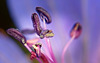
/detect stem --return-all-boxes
[61,35,75,63]
[43,19,57,63]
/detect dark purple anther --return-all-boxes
[31,13,42,36]
[36,7,52,24]
[70,22,82,39]
[31,13,54,39]
[7,28,26,44]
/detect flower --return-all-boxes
[6,0,100,63]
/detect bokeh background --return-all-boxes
[0,0,100,63]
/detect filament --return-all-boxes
[24,43,43,63]
[61,35,75,63]
[24,43,32,52]
[36,58,43,63]
[43,19,47,29]
[31,33,52,62]
[42,52,54,63]
[43,19,57,63]
[44,38,57,63]
[42,43,51,59]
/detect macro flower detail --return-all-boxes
[31,13,54,39]
[6,7,82,63]
[6,28,49,63]
[62,22,82,63]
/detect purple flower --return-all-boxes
[6,0,100,63]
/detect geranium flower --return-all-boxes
[6,0,100,63]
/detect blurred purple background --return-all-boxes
[0,0,100,63]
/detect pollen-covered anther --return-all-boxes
[45,30,54,38]
[32,43,42,58]
[39,29,54,39]
[70,22,82,39]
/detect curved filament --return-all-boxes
[61,35,75,63]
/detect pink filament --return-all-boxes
[25,43,43,63]
[44,38,57,63]
[43,19,57,63]
[36,58,43,63]
[24,44,32,52]
[42,52,54,63]
[42,43,51,58]
[61,35,75,63]
[43,19,46,29]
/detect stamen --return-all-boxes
[31,13,43,36]
[30,51,36,60]
[36,58,43,63]
[30,43,51,63]
[7,17,52,63]
[42,18,57,63]
[40,29,54,39]
[31,13,54,39]
[43,19,46,29]
[24,43,32,52]
[41,52,54,63]
[41,42,52,61]
[29,43,42,58]
[6,28,32,52]
[40,53,50,63]
[70,22,82,39]
[44,38,56,63]
[61,22,82,63]
[61,35,75,63]
[30,51,43,63]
